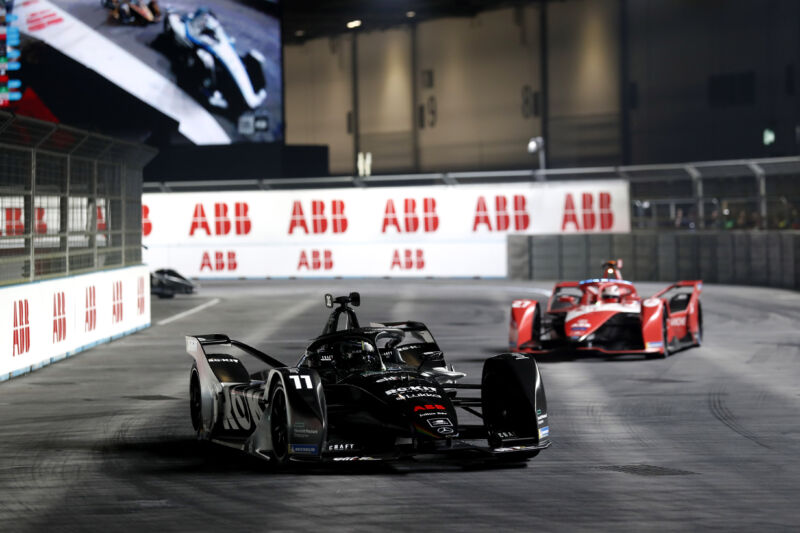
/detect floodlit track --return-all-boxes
[1,280,799,531]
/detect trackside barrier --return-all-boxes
[0,265,150,382]
[142,181,631,278]
[144,155,800,232]
[508,231,800,290]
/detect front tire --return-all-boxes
[269,383,290,464]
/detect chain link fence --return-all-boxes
[0,112,156,287]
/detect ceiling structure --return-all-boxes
[281,0,551,44]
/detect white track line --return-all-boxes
[157,298,220,326]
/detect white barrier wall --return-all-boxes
[0,266,151,381]
[142,181,630,278]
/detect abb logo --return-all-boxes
[26,9,64,32]
[298,250,333,271]
[561,193,614,231]
[391,249,425,270]
[142,205,152,237]
[472,196,530,232]
[2,208,47,236]
[381,198,439,233]
[2,207,104,235]
[112,281,123,324]
[85,286,97,332]
[190,203,251,236]
[669,316,687,328]
[288,200,347,234]
[137,276,146,315]
[4,208,23,235]
[12,299,31,356]
[52,291,66,343]
[413,404,446,412]
[200,251,238,271]
[97,206,107,231]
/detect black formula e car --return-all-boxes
[151,268,196,298]
[186,292,550,465]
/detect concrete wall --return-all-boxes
[508,231,800,290]
[284,36,355,175]
[285,4,550,174]
[284,0,800,172]
[358,28,415,173]
[416,7,542,171]
[547,0,621,166]
[0,266,151,381]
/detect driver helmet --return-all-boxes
[338,339,378,372]
[601,284,621,302]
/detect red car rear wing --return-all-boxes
[553,281,580,288]
[652,280,703,298]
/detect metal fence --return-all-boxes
[0,113,157,286]
[144,155,800,231]
[508,231,800,291]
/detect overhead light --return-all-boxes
[527,136,544,154]
[294,30,305,37]
[346,19,362,29]
[763,128,776,146]
[406,11,416,18]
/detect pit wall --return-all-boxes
[508,232,800,290]
[0,265,151,382]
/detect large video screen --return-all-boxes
[11,0,283,144]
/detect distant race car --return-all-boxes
[151,268,196,298]
[162,8,267,112]
[186,292,550,465]
[509,261,703,358]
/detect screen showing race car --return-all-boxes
[11,0,283,144]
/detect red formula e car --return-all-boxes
[510,261,702,358]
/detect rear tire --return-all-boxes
[189,369,202,433]
[269,383,290,464]
[532,307,542,345]
[661,311,671,358]
[693,303,703,346]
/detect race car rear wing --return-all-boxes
[652,280,703,299]
[552,281,580,288]
[189,334,286,368]
[186,334,287,386]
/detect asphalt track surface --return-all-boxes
[1,279,800,531]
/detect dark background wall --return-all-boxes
[144,144,329,181]
[628,0,800,164]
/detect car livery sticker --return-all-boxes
[290,444,318,455]
[427,418,452,428]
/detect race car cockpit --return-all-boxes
[301,335,385,383]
